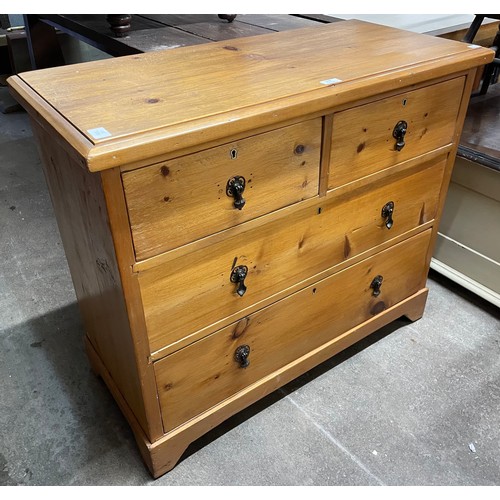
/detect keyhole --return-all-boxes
[230,149,238,160]
[402,98,407,106]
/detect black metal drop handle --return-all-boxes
[370,275,384,297]
[235,345,250,368]
[230,265,248,297]
[393,120,408,151]
[226,176,246,210]
[381,201,395,229]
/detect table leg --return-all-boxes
[218,15,237,23]
[106,15,132,37]
[24,14,65,70]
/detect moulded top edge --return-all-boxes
[11,20,494,171]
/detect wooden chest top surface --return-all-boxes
[8,20,493,171]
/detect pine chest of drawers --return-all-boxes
[8,20,493,477]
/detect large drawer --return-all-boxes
[122,119,321,260]
[154,229,432,432]
[140,156,446,354]
[328,77,464,188]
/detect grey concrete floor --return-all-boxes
[1,86,500,486]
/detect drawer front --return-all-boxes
[154,229,432,432]
[122,119,321,260]
[140,157,446,353]
[328,77,464,188]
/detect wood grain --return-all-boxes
[114,73,461,176]
[132,146,451,274]
[140,157,446,354]
[84,335,156,474]
[122,119,321,259]
[30,121,151,436]
[329,77,464,188]
[7,76,93,168]
[100,168,164,440]
[174,20,272,41]
[123,27,209,52]
[147,287,429,477]
[319,114,333,196]
[11,21,494,478]
[237,14,324,31]
[8,20,494,171]
[154,229,432,431]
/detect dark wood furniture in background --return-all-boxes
[9,20,493,476]
[22,14,339,69]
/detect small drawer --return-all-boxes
[154,229,432,432]
[328,77,464,188]
[139,156,446,354]
[122,119,321,260]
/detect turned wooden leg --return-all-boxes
[218,15,237,23]
[106,15,132,37]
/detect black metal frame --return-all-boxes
[463,14,500,95]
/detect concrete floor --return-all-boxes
[1,85,500,486]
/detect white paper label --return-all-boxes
[87,127,112,139]
[320,78,343,85]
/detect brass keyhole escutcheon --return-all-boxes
[226,175,246,210]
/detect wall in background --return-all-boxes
[329,14,475,33]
